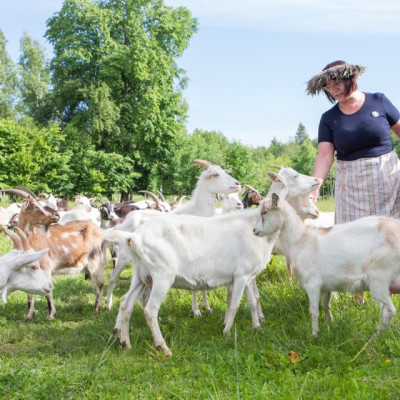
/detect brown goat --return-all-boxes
[26,220,107,320]
[0,189,60,233]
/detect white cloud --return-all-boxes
[165,0,400,34]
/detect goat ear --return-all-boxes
[13,248,49,271]
[271,193,280,207]
[267,172,280,183]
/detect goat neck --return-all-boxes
[173,181,217,217]
[265,199,307,264]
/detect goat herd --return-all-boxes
[1,159,400,356]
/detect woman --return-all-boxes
[308,60,400,224]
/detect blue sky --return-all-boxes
[1,0,400,148]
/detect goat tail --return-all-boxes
[102,229,135,246]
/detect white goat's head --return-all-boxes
[38,192,58,210]
[253,194,283,237]
[0,226,52,303]
[220,193,244,213]
[267,166,320,199]
[74,194,92,208]
[193,159,241,195]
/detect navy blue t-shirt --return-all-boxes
[318,93,400,161]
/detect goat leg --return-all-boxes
[45,292,56,321]
[25,294,35,321]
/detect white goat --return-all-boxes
[104,208,278,356]
[253,193,400,337]
[216,192,244,214]
[105,159,241,311]
[265,166,320,283]
[0,207,13,226]
[305,212,335,228]
[59,196,101,226]
[0,226,51,303]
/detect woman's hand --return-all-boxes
[309,189,319,204]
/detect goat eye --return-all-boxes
[212,173,220,178]
[31,266,39,271]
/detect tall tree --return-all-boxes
[0,30,18,119]
[18,32,51,122]
[291,139,317,176]
[295,122,309,145]
[45,0,198,190]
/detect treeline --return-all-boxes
[0,114,336,198]
[2,0,397,199]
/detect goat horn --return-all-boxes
[15,186,38,199]
[157,191,167,203]
[177,195,186,204]
[138,190,161,205]
[0,189,31,199]
[2,226,23,250]
[193,159,213,169]
[269,165,284,170]
[243,184,258,192]
[15,227,30,251]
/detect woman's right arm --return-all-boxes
[309,141,335,203]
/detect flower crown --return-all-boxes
[306,63,366,95]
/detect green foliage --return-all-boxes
[59,125,140,197]
[295,122,309,145]
[45,0,198,190]
[291,139,317,176]
[17,32,51,122]
[0,118,72,194]
[391,131,400,156]
[0,30,19,119]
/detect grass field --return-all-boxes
[1,198,400,399]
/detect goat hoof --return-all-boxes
[112,327,120,335]
[120,340,131,349]
[193,311,202,317]
[93,303,102,312]
[157,344,172,357]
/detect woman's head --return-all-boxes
[322,61,358,103]
[306,62,366,102]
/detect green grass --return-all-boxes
[1,253,400,399]
[1,198,400,399]
[314,196,335,213]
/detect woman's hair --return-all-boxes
[323,60,358,103]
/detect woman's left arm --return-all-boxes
[392,120,400,138]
